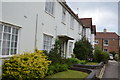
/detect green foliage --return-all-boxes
[94,46,109,63]
[47,63,68,76]
[94,46,103,62]
[2,50,51,80]
[47,39,63,65]
[73,37,93,60]
[102,52,109,63]
[114,54,119,61]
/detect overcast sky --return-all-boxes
[66,2,118,34]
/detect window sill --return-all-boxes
[0,55,13,59]
[45,11,55,18]
[103,44,109,46]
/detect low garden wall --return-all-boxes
[70,62,105,80]
[73,62,104,69]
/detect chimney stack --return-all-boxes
[104,28,107,32]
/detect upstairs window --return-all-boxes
[0,23,20,56]
[62,7,66,23]
[45,0,55,15]
[70,15,74,29]
[103,40,109,46]
[78,24,82,34]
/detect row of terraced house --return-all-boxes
[0,1,96,59]
[0,1,97,76]
[0,0,119,77]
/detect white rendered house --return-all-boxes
[0,1,84,59]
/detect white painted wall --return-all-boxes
[2,2,83,58]
[91,34,95,48]
[85,28,91,42]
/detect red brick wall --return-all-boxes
[95,38,119,53]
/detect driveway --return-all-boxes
[102,60,119,80]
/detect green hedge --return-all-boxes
[47,63,68,76]
[2,50,51,80]
[94,46,109,63]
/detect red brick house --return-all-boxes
[95,29,119,53]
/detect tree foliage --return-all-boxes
[73,37,93,60]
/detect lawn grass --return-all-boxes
[85,62,98,65]
[46,70,88,78]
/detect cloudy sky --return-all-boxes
[66,1,118,34]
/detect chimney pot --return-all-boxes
[104,28,107,32]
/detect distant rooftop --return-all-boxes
[80,18,92,28]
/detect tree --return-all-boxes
[73,37,93,60]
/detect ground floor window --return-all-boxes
[104,49,108,52]
[69,42,73,56]
[0,23,19,56]
[43,34,53,52]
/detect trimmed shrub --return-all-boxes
[102,52,109,63]
[94,46,109,63]
[2,50,51,80]
[73,37,93,60]
[94,46,103,62]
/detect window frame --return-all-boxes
[103,40,109,46]
[43,34,53,52]
[61,7,66,24]
[0,23,20,57]
[104,49,108,52]
[70,15,74,30]
[45,0,55,16]
[69,42,73,57]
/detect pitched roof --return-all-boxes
[80,18,92,28]
[96,32,119,39]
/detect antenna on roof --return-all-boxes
[76,8,79,17]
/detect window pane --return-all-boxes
[12,28,18,34]
[11,49,16,55]
[15,36,18,41]
[2,41,10,48]
[15,42,17,47]
[4,26,11,33]
[12,35,15,41]
[2,48,9,55]
[0,33,2,39]
[0,24,3,32]
[11,42,15,47]
[3,33,11,40]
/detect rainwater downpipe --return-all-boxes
[34,14,38,51]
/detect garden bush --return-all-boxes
[102,52,109,63]
[46,39,63,65]
[94,46,109,63]
[47,63,68,76]
[73,37,93,60]
[2,50,51,80]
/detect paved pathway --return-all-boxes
[102,60,119,80]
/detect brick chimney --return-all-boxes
[104,28,107,32]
